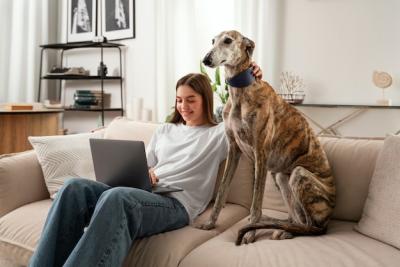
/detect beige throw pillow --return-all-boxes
[29,132,103,198]
[355,135,400,249]
[104,116,158,146]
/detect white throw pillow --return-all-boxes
[29,132,103,198]
[355,135,400,249]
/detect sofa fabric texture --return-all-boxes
[1,118,399,267]
[355,135,400,249]
[0,200,50,266]
[0,151,49,217]
[180,210,400,267]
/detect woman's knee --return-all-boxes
[61,178,91,192]
[98,187,142,209]
[58,178,102,198]
[63,177,92,187]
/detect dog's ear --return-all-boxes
[243,37,255,57]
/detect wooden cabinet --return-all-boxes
[0,109,63,155]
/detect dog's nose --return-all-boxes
[203,52,213,66]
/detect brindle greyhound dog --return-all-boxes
[196,30,336,245]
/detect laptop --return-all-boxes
[89,138,183,194]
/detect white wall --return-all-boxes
[273,0,400,137]
[276,0,400,105]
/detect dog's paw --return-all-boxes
[271,230,293,240]
[242,230,256,244]
[236,229,256,245]
[194,220,216,231]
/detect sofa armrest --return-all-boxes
[0,150,49,217]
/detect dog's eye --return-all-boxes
[212,39,215,45]
[224,38,232,44]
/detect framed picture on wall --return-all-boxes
[101,0,135,41]
[67,0,97,43]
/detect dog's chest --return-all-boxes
[225,101,256,160]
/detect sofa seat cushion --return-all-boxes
[180,209,400,267]
[0,199,51,266]
[123,203,248,267]
[0,199,247,267]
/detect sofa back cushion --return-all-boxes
[104,117,157,146]
[262,136,383,222]
[322,137,383,221]
[213,155,253,209]
[104,117,254,209]
[355,135,400,249]
[0,151,49,217]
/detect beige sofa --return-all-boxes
[1,119,400,267]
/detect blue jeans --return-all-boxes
[28,178,189,267]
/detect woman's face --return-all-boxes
[176,85,206,126]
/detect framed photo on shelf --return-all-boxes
[101,0,135,41]
[67,0,97,43]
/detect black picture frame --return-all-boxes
[67,0,97,43]
[101,0,135,41]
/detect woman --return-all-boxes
[29,64,262,267]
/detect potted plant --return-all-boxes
[200,61,228,122]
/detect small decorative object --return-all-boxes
[373,71,393,106]
[200,62,228,122]
[92,36,107,43]
[67,0,97,43]
[97,61,108,77]
[278,71,306,104]
[101,0,135,40]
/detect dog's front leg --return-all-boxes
[238,152,267,244]
[196,140,242,230]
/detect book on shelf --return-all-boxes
[0,103,34,111]
[70,104,104,110]
[73,90,111,108]
[46,67,90,76]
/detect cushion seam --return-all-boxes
[0,237,35,252]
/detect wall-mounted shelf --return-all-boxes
[37,41,125,126]
[293,103,400,136]
[294,103,400,109]
[42,75,122,80]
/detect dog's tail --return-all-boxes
[236,221,326,245]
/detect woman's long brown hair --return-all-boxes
[169,73,217,126]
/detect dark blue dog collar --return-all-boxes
[226,68,255,88]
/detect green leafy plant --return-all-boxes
[165,106,175,122]
[200,61,229,104]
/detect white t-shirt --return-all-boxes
[146,122,228,222]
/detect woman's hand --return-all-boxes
[251,62,263,80]
[148,168,159,186]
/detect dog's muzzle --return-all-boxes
[202,52,213,67]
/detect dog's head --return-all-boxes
[203,30,255,68]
